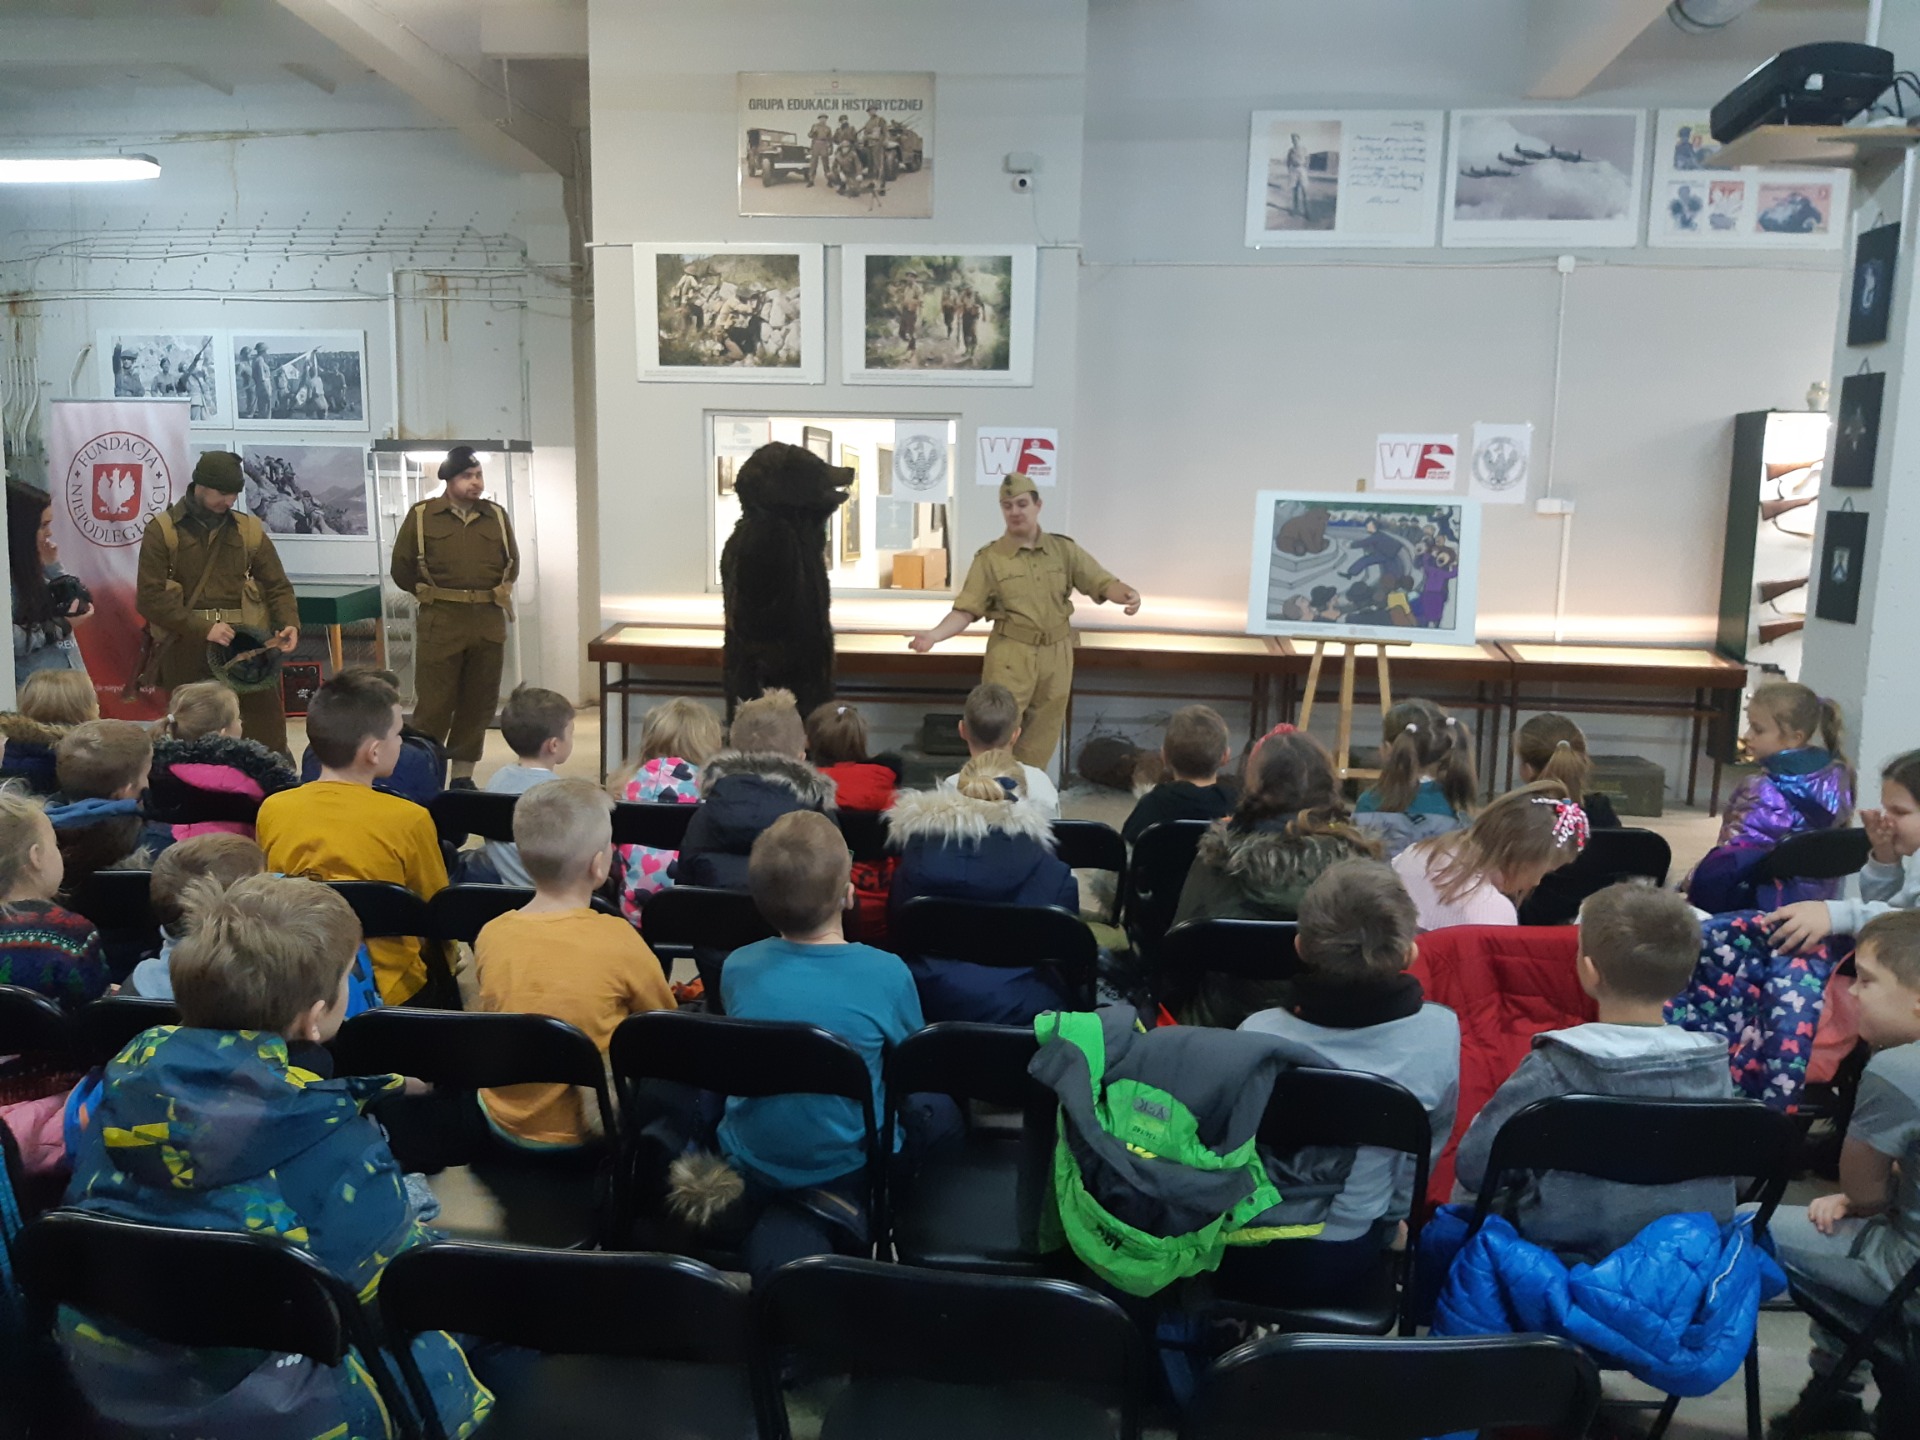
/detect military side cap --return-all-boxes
[206,628,282,694]
[1000,471,1041,500]
[192,451,244,494]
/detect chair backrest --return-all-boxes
[327,879,434,939]
[640,884,777,957]
[1124,819,1212,951]
[892,897,1099,1008]
[0,983,71,1058]
[1052,819,1126,876]
[1184,1332,1600,1440]
[1553,826,1673,891]
[610,1009,870,1107]
[380,1239,752,1365]
[760,1254,1142,1432]
[428,788,518,846]
[63,868,157,942]
[885,1022,1041,1110]
[611,800,699,851]
[424,883,622,944]
[1466,1095,1799,1237]
[838,807,891,863]
[72,996,181,1069]
[1159,918,1300,981]
[1754,827,1873,883]
[143,767,265,828]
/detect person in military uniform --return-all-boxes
[832,113,857,156]
[891,273,923,360]
[807,113,833,186]
[827,139,867,196]
[859,107,890,196]
[390,446,519,785]
[909,472,1141,771]
[136,451,300,755]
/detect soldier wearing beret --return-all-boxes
[910,472,1141,770]
[135,450,300,754]
[390,446,519,785]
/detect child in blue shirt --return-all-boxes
[1352,698,1477,860]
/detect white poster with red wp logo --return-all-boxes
[47,399,190,719]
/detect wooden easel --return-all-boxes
[1297,640,1410,782]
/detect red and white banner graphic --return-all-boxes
[975,426,1059,486]
[47,399,190,719]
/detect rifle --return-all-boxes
[1757,575,1809,605]
[1758,619,1805,646]
[1761,494,1817,523]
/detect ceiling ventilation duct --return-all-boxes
[1669,0,1763,34]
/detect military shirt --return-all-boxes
[390,496,520,597]
[135,499,298,639]
[953,530,1119,647]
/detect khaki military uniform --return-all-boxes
[391,496,519,764]
[136,498,300,755]
[952,529,1118,770]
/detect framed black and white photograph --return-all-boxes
[230,331,367,430]
[1443,109,1646,248]
[841,245,1036,386]
[636,244,825,383]
[1848,223,1900,346]
[1831,371,1885,490]
[737,72,933,219]
[101,333,224,425]
[1243,110,1443,248]
[1815,507,1868,624]
[238,444,370,537]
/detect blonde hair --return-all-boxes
[514,778,613,887]
[55,719,153,799]
[1515,713,1592,801]
[1419,781,1584,907]
[1751,681,1851,769]
[955,749,1026,803]
[1374,697,1477,816]
[0,786,52,899]
[170,873,361,1032]
[806,701,871,767]
[18,670,98,726]
[728,688,806,759]
[163,680,241,742]
[748,810,851,935]
[613,698,724,792]
[149,833,266,930]
[962,683,1020,750]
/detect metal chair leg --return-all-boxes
[1744,1339,1763,1440]
[1645,1392,1682,1440]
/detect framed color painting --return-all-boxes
[841,246,1036,386]
[638,244,825,382]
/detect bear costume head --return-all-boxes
[734,441,851,520]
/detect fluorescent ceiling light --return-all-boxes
[0,155,161,184]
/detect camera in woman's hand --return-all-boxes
[47,571,92,618]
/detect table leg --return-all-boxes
[1711,756,1723,817]
[1686,689,1704,809]
[620,664,632,778]
[1505,680,1520,791]
[599,660,611,782]
[326,624,345,676]
[1299,642,1327,732]
[373,613,389,670]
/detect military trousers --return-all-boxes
[412,603,506,764]
[981,635,1073,773]
[158,634,288,758]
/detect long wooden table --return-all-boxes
[588,623,1750,807]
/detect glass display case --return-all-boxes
[708,414,956,593]
[370,439,540,706]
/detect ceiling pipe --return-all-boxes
[1668,0,1763,34]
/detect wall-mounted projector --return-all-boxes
[1711,42,1894,144]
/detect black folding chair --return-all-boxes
[0,983,71,1057]
[641,885,777,1012]
[1464,1095,1798,1440]
[1205,1068,1430,1339]
[72,996,181,1068]
[611,801,700,852]
[1184,1332,1601,1440]
[327,880,460,1009]
[1518,827,1674,926]
[143,766,266,829]
[426,883,621,946]
[1752,828,1873,885]
[428,788,518,847]
[1153,918,1299,1015]
[883,1023,1053,1274]
[1787,1253,1920,1429]
[62,869,159,983]
[893,897,1099,1012]
[331,1008,617,1248]
[607,1010,880,1259]
[759,1254,1146,1440]
[380,1240,763,1440]
[16,1210,416,1439]
[1052,819,1126,877]
[1123,819,1211,957]
[838,808,891,864]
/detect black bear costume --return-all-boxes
[720,441,851,719]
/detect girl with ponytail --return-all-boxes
[1353,697,1477,859]
[1513,713,1620,830]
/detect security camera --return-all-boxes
[1012,174,1034,194]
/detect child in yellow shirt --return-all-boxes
[256,670,448,1004]
[475,778,675,1147]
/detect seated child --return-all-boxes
[946,682,1059,822]
[1688,681,1854,913]
[887,749,1080,1026]
[59,873,491,1438]
[299,667,447,806]
[806,700,901,813]
[475,779,675,1148]
[48,719,156,896]
[1353,698,1476,860]
[257,670,449,1005]
[1392,782,1587,932]
[1766,909,1920,1440]
[1512,712,1620,829]
[615,696,723,920]
[1122,704,1236,846]
[468,683,573,887]
[1768,747,1920,953]
[149,680,296,840]
[1453,882,1733,1261]
[0,669,97,793]
[669,811,924,1283]
[125,833,265,1000]
[0,786,107,1010]
[1236,858,1460,1300]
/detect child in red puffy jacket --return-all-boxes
[806,701,900,942]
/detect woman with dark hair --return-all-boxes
[9,483,91,691]
[1170,726,1379,1027]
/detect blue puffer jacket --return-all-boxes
[1428,1205,1785,1397]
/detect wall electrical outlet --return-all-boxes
[1535,497,1575,515]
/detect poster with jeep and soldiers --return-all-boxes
[737,72,934,218]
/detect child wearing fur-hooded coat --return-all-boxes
[150,681,297,841]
